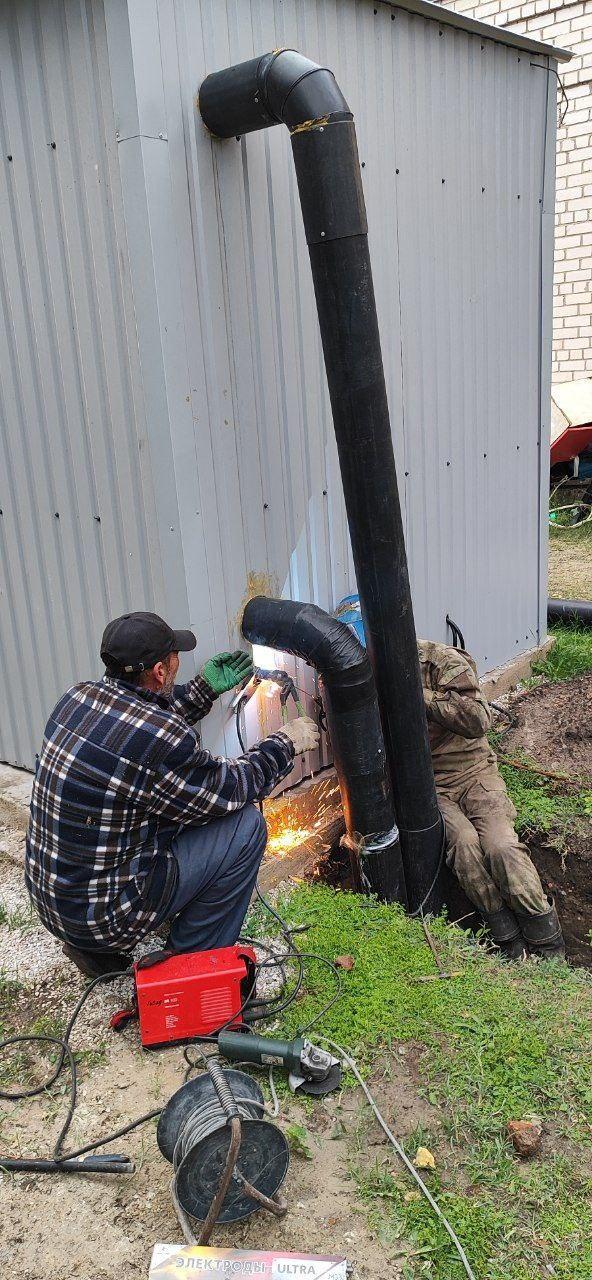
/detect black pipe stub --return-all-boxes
[157,1070,264,1163]
[176,1116,289,1222]
[548,597,592,626]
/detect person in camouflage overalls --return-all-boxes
[419,640,565,960]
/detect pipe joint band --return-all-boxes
[342,825,400,857]
[291,118,367,245]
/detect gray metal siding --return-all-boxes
[0,0,180,766]
[0,0,555,769]
[151,1,552,665]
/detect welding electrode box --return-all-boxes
[134,945,257,1048]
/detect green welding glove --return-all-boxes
[202,650,254,696]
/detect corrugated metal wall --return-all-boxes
[0,0,555,769]
[0,0,182,766]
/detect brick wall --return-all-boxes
[437,0,592,383]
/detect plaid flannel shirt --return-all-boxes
[25,674,294,950]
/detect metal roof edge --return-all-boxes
[381,0,572,61]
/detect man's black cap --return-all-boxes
[100,612,196,675]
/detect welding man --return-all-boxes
[25,612,319,977]
[420,639,565,960]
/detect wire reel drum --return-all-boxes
[157,1068,289,1223]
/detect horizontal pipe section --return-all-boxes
[548,597,592,625]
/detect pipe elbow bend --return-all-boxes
[199,49,350,139]
[241,595,369,681]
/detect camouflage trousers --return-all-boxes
[437,765,548,917]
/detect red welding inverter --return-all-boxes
[134,944,257,1048]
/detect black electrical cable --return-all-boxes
[446,615,465,651]
[0,968,162,1168]
[408,817,447,921]
[236,700,248,754]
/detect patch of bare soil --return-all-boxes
[503,673,592,783]
[526,820,592,967]
[499,676,592,964]
[548,533,592,600]
[0,1035,416,1279]
[0,847,421,1280]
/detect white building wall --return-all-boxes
[0,0,558,768]
[438,0,589,383]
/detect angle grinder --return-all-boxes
[218,1030,342,1096]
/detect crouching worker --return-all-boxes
[25,612,319,977]
[419,640,564,961]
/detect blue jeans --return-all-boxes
[164,804,267,951]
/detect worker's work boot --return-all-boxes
[483,905,527,961]
[62,942,131,979]
[515,898,566,961]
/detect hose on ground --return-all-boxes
[321,1037,477,1280]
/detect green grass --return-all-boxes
[497,756,591,834]
[271,884,592,1279]
[0,903,36,932]
[0,971,24,1018]
[534,621,592,683]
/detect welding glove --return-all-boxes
[202,650,254,696]
[281,716,320,754]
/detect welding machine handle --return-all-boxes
[134,948,175,970]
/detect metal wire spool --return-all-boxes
[157,1064,289,1223]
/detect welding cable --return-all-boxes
[445,616,465,651]
[490,701,514,722]
[0,874,341,1168]
[408,817,447,920]
[321,1037,477,1280]
[239,934,289,993]
[182,1047,281,1119]
[236,700,248,754]
[243,884,343,1032]
[0,967,163,1169]
[247,885,343,1025]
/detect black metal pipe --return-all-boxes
[242,597,407,905]
[548,597,592,625]
[200,51,444,911]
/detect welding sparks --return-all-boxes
[266,825,312,858]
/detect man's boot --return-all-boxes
[62,942,131,979]
[484,905,527,960]
[515,898,566,961]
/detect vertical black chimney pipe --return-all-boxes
[199,51,444,911]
